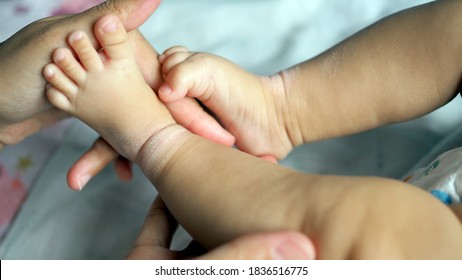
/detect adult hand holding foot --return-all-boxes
[0,0,236,189]
[0,0,234,190]
[0,0,163,183]
[0,0,165,189]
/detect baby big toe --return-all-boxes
[95,15,132,61]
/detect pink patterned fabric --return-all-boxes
[0,165,26,235]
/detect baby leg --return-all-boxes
[43,15,174,161]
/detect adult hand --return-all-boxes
[0,109,67,150]
[126,196,316,260]
[66,138,132,190]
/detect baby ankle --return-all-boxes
[135,124,192,182]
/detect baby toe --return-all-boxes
[43,64,79,96]
[68,31,103,71]
[45,85,74,113]
[53,48,86,84]
[43,63,78,109]
[94,15,132,61]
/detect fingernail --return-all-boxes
[78,174,91,191]
[159,84,173,96]
[54,49,65,62]
[273,239,314,260]
[101,20,118,33]
[45,67,54,78]
[70,31,84,42]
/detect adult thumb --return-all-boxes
[78,0,162,32]
[196,231,316,260]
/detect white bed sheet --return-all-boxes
[2,0,462,259]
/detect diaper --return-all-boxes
[404,147,462,205]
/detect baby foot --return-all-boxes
[0,0,161,127]
[158,46,292,161]
[43,15,174,161]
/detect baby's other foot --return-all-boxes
[158,46,290,161]
[43,15,174,161]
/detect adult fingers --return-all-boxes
[127,196,180,260]
[96,0,162,32]
[196,231,316,260]
[67,137,120,191]
[36,0,162,53]
[0,108,67,146]
[165,98,235,147]
[77,0,162,33]
[114,157,133,182]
